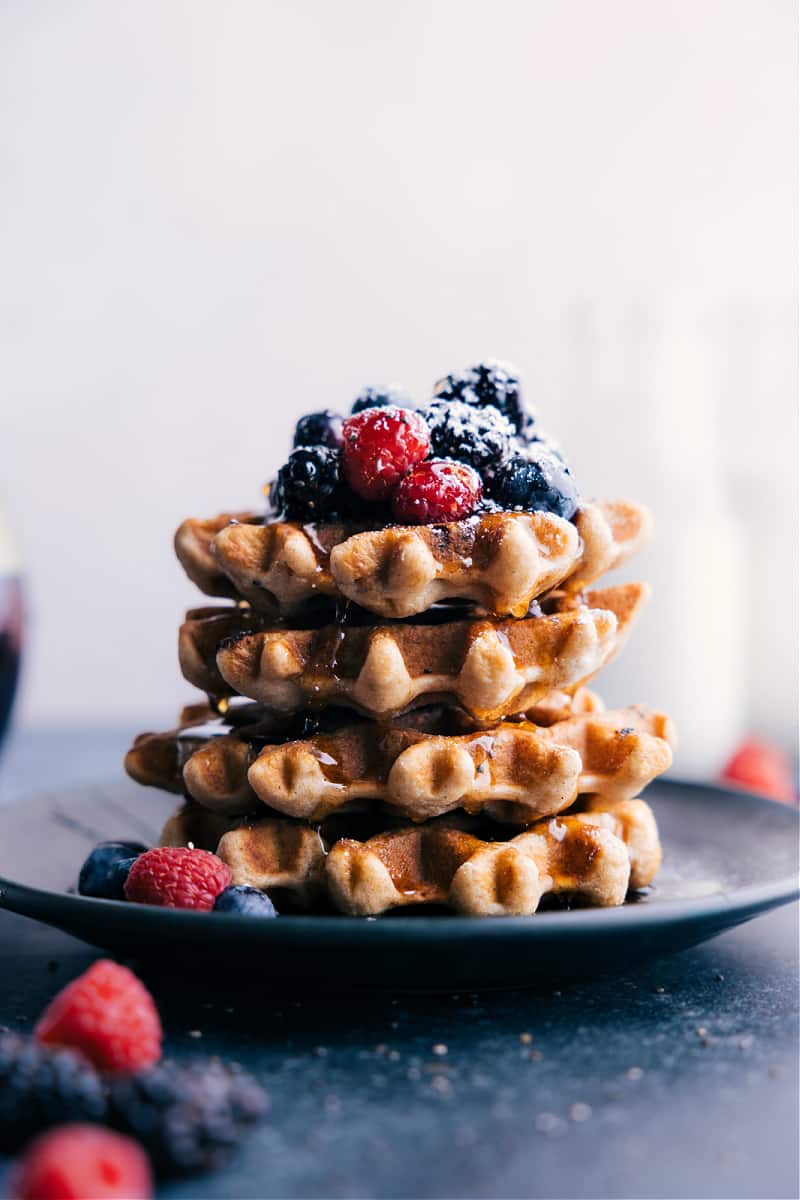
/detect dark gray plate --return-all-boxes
[0,778,796,991]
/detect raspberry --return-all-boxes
[124,847,231,911]
[35,960,162,1075]
[0,1033,107,1152]
[341,406,430,502]
[721,739,796,804]
[108,1059,268,1176]
[392,459,482,524]
[10,1124,152,1200]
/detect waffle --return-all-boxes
[325,797,660,916]
[216,817,327,909]
[247,703,674,824]
[174,512,260,600]
[158,801,242,852]
[175,499,649,619]
[205,582,647,722]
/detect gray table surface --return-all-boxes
[1,727,798,1200]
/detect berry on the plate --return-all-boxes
[489,447,579,519]
[0,1033,107,1152]
[108,1059,268,1176]
[35,960,162,1075]
[78,842,146,901]
[392,459,482,525]
[10,1124,152,1200]
[214,885,277,917]
[341,406,430,502]
[351,385,411,414]
[292,409,342,450]
[272,446,346,521]
[433,360,530,434]
[125,847,231,911]
[721,738,796,804]
[422,399,513,475]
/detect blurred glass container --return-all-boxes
[0,510,23,751]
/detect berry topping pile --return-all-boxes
[276,361,580,524]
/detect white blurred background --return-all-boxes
[0,0,796,776]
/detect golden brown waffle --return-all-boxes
[523,686,604,725]
[216,817,327,909]
[207,582,646,722]
[567,499,653,591]
[174,512,260,599]
[158,802,242,852]
[175,500,649,619]
[247,703,673,824]
[325,797,660,916]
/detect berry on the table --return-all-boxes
[351,385,411,414]
[124,847,231,911]
[292,409,342,450]
[78,842,146,901]
[108,1059,268,1176]
[489,447,579,519]
[10,1124,153,1200]
[422,399,513,475]
[341,406,430,502]
[35,960,162,1075]
[0,1033,107,1152]
[392,459,482,525]
[214,886,278,917]
[433,360,531,434]
[272,446,347,521]
[721,738,796,804]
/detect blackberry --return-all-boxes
[422,400,513,475]
[351,385,411,414]
[272,446,348,521]
[433,360,531,434]
[292,409,342,450]
[0,1032,107,1151]
[108,1059,268,1176]
[489,447,579,519]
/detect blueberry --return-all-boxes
[433,360,532,435]
[78,842,146,900]
[351,385,411,415]
[489,448,579,519]
[272,446,349,521]
[214,886,277,917]
[422,399,513,476]
[293,410,342,450]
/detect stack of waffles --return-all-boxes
[125,494,675,917]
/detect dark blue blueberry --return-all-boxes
[421,399,513,476]
[214,886,277,917]
[272,446,349,521]
[293,410,342,450]
[351,385,411,414]
[489,448,579,519]
[78,842,146,900]
[433,360,531,435]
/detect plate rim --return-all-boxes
[0,778,797,941]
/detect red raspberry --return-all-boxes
[341,406,430,501]
[35,960,162,1074]
[11,1124,153,1200]
[124,846,231,911]
[721,738,796,804]
[391,459,483,524]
